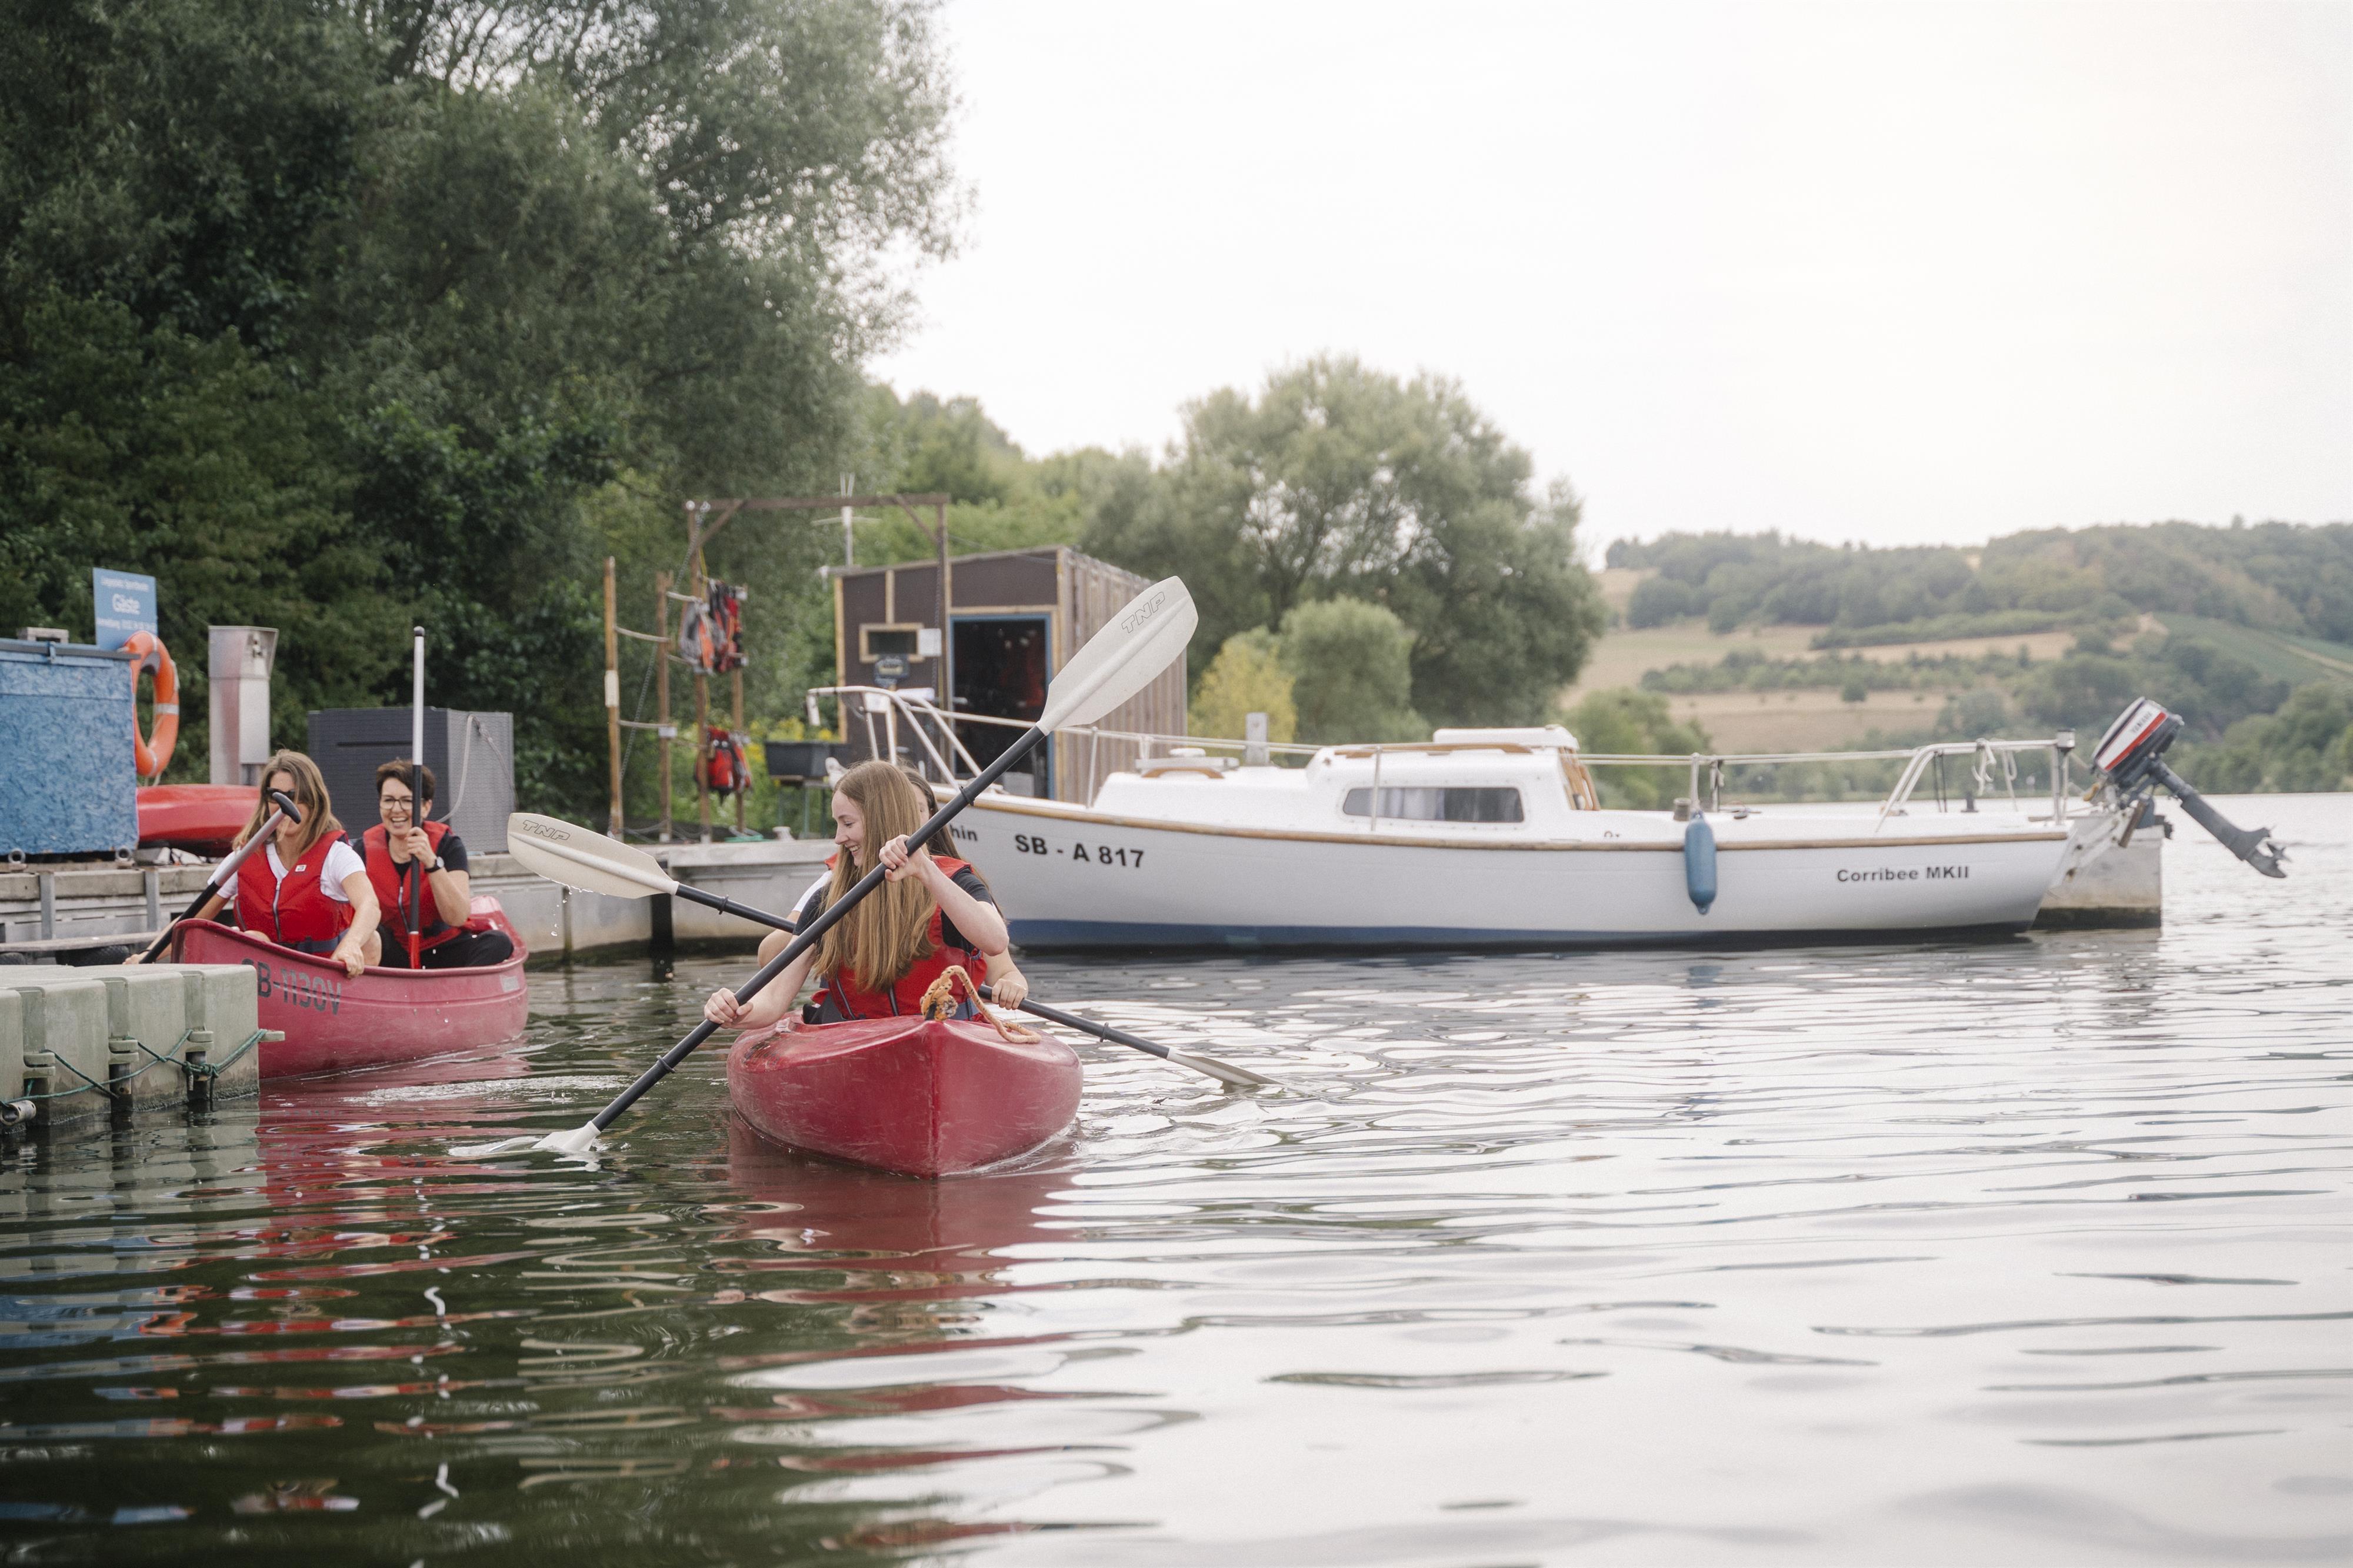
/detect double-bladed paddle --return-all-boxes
[132,789,304,965]
[499,812,1275,1090]
[461,575,1199,1157]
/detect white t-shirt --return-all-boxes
[266,839,367,902]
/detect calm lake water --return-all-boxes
[4,795,2348,1566]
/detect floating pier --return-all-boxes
[0,963,265,1136]
[0,840,832,964]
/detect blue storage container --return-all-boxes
[0,639,139,857]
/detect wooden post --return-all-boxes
[938,498,954,757]
[731,665,746,833]
[692,549,712,843]
[603,556,622,835]
[655,571,674,843]
[695,667,711,843]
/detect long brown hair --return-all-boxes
[814,761,941,991]
[234,750,342,859]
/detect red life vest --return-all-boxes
[232,838,354,952]
[810,855,982,1021]
[359,821,458,950]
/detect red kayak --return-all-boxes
[169,899,529,1079]
[138,785,257,855]
[727,1015,1082,1178]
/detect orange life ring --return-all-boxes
[124,629,178,781]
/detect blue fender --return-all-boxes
[1683,813,1717,915]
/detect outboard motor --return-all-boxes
[2090,699,2287,879]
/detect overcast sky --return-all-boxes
[868,1,2352,555]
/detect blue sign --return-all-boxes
[92,568,156,650]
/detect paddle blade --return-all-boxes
[508,813,678,901]
[448,1135,541,1158]
[1038,577,1197,730]
[1166,1048,1279,1089]
[533,1122,602,1154]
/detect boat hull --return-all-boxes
[727,1017,1082,1179]
[136,785,257,856]
[948,796,2075,950]
[171,902,529,1078]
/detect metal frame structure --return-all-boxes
[805,683,2083,827]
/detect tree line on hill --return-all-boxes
[1610,523,2353,647]
[1607,524,2352,792]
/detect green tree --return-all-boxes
[1188,629,1296,745]
[0,0,962,818]
[1280,598,1424,743]
[1560,689,1711,809]
[1084,356,1604,728]
[2177,683,2353,793]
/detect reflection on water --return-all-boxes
[2,796,2348,1566]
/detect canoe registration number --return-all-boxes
[244,958,342,1015]
[1011,833,1144,868]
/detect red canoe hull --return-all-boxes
[171,902,529,1079]
[727,1017,1082,1179]
[137,785,257,855]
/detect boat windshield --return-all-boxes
[1341,786,1525,823]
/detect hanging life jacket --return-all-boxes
[232,841,354,955]
[806,855,981,1022]
[358,821,459,952]
[698,727,747,798]
[707,579,744,672]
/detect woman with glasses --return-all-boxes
[355,761,516,969]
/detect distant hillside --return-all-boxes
[1605,521,2353,646]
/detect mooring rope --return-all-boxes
[918,967,1040,1042]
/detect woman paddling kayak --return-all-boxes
[704,760,1009,1032]
[141,750,381,978]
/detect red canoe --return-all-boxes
[170,899,529,1079]
[727,1015,1082,1178]
[138,785,258,855]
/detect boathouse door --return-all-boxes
[952,614,1052,798]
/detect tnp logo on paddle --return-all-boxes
[1119,591,1168,636]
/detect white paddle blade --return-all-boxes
[1167,1048,1279,1089]
[1039,577,1198,730]
[449,1135,541,1158]
[534,1122,602,1154]
[508,813,678,900]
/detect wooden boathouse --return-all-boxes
[831,546,1187,805]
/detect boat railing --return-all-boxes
[802,686,2079,826]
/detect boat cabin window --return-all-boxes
[1341,786,1524,823]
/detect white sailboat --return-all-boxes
[941,726,2089,949]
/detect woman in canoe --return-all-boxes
[173,750,381,978]
[355,760,516,969]
[704,760,1012,1032]
[748,765,1031,1014]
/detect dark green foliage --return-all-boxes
[2016,635,2289,741]
[1279,598,1424,744]
[0,292,392,772]
[1607,522,2353,644]
[1558,689,1709,809]
[1,0,959,817]
[2175,683,2353,793]
[1085,356,1605,728]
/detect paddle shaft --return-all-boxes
[978,985,1185,1062]
[135,798,298,963]
[581,727,1047,1134]
[409,628,425,968]
[669,882,808,932]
